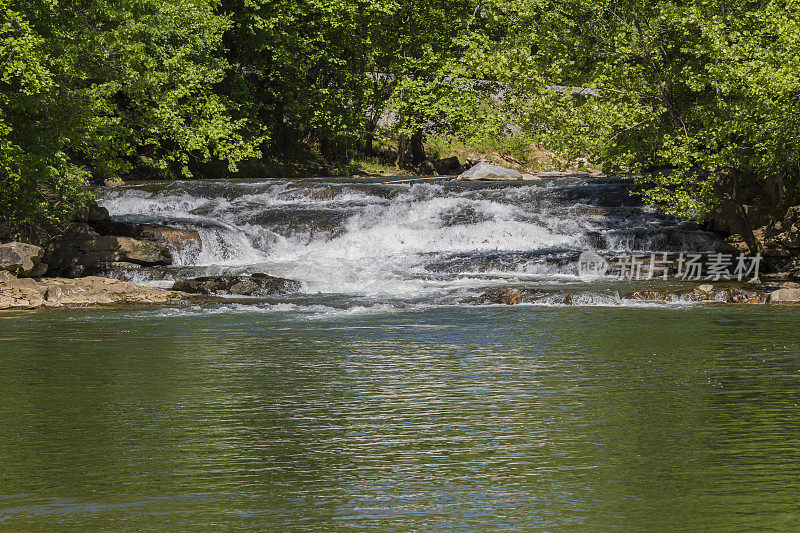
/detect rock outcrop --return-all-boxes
[0,271,183,310]
[17,202,204,277]
[171,274,302,296]
[458,162,523,181]
[90,220,202,255]
[702,170,800,278]
[0,242,47,277]
[717,205,800,280]
[41,223,174,276]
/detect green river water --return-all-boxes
[1,304,799,531]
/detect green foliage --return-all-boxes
[477,0,800,219]
[1,0,256,225]
[7,0,795,226]
[219,0,488,160]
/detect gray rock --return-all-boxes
[458,162,522,181]
[171,274,302,296]
[418,160,437,176]
[0,242,46,277]
[768,288,800,303]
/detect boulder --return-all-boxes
[171,274,302,296]
[717,235,750,254]
[43,224,170,275]
[42,221,198,276]
[0,242,47,277]
[768,288,800,303]
[433,156,462,175]
[91,221,201,252]
[418,160,437,176]
[458,162,522,181]
[115,237,172,265]
[74,201,111,223]
[42,223,117,277]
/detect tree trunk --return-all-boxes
[364,118,378,156]
[395,134,408,169]
[410,128,426,165]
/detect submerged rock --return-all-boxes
[279,184,343,201]
[171,274,301,296]
[474,287,586,305]
[0,271,183,309]
[458,162,522,181]
[0,242,47,277]
[247,209,348,238]
[473,283,775,306]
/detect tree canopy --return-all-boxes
[476,0,800,218]
[2,0,799,225]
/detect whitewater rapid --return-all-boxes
[97,176,722,310]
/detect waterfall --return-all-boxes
[97,177,722,310]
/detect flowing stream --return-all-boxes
[97,176,722,312]
[3,177,799,531]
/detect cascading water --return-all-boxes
[97,176,722,312]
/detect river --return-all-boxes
[1,177,799,530]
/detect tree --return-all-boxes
[1,0,256,225]
[477,0,800,221]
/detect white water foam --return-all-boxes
[97,178,722,309]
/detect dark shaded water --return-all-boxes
[2,305,799,531]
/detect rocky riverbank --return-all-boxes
[0,199,306,310]
[0,202,198,309]
[476,281,800,306]
[0,271,185,310]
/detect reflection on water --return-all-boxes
[1,306,800,530]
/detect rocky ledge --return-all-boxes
[171,274,302,296]
[0,271,184,310]
[2,202,202,278]
[475,282,800,306]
